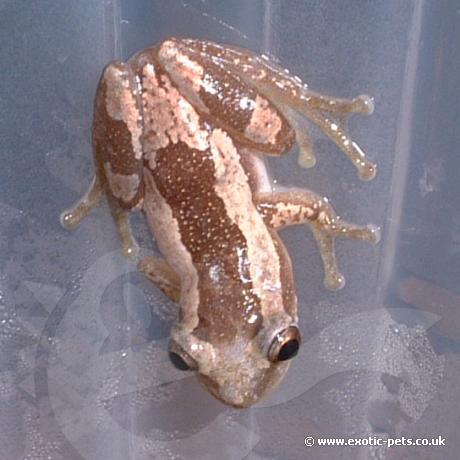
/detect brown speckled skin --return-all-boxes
[64,37,379,407]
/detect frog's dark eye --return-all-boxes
[169,351,191,370]
[168,341,198,371]
[268,326,301,363]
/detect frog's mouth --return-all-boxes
[196,373,255,409]
[196,373,247,408]
[195,360,291,409]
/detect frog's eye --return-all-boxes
[168,341,198,371]
[267,326,301,363]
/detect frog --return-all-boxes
[61,37,380,408]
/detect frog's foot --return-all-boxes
[60,176,103,229]
[256,191,380,291]
[276,96,375,180]
[138,256,181,303]
[281,105,317,169]
[277,97,375,180]
[310,211,380,290]
[108,197,140,259]
[218,49,376,180]
[300,96,376,181]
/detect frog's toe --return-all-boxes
[121,240,139,259]
[365,224,381,244]
[324,272,346,291]
[354,94,375,115]
[60,210,80,230]
[358,161,377,181]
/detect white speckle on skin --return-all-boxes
[239,96,256,111]
[248,314,258,324]
[202,74,219,95]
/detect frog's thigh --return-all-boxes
[138,256,181,303]
[93,61,145,258]
[255,191,380,291]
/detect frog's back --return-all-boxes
[137,58,296,343]
[136,51,259,259]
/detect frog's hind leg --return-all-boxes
[213,48,376,180]
[94,60,145,258]
[255,190,380,290]
[138,256,181,303]
[61,60,144,259]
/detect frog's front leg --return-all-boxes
[61,176,104,229]
[255,191,380,291]
[138,256,181,303]
[62,61,144,258]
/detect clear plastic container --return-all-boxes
[1,1,459,459]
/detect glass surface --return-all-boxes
[1,1,459,459]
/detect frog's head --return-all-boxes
[169,317,301,408]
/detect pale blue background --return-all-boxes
[0,1,459,459]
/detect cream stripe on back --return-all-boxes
[209,128,283,320]
[142,169,200,333]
